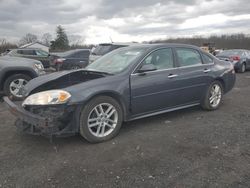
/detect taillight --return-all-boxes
[54,58,65,65]
[230,56,240,61]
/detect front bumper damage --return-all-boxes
[3,97,78,137]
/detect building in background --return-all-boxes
[20,42,49,52]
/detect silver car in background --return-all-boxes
[89,42,137,63]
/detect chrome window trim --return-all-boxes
[131,63,214,76]
[131,47,215,76]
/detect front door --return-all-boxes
[130,48,181,115]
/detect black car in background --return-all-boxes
[216,49,250,73]
[4,44,236,143]
[89,43,137,63]
[52,49,90,71]
[7,48,52,68]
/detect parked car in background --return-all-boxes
[89,42,137,63]
[216,49,250,73]
[0,56,45,100]
[52,49,90,71]
[4,44,235,143]
[7,48,53,68]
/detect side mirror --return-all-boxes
[137,64,157,73]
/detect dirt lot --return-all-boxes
[0,72,250,188]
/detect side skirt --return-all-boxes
[128,103,200,121]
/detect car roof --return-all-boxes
[98,42,139,46]
[120,43,201,50]
[14,48,46,51]
[223,49,248,51]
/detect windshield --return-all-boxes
[218,50,243,56]
[86,48,145,74]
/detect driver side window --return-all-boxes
[142,48,174,70]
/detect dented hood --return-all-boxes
[23,69,108,96]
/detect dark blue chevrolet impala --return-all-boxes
[4,44,236,143]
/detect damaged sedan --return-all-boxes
[4,44,236,143]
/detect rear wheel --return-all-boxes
[239,62,246,73]
[201,81,223,111]
[79,96,123,143]
[3,74,31,100]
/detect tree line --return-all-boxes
[150,33,250,50]
[1,25,250,54]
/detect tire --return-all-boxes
[71,65,81,70]
[56,64,61,71]
[239,63,246,73]
[201,81,223,111]
[3,74,32,100]
[79,96,123,143]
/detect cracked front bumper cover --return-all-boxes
[3,97,76,137]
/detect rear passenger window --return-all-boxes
[176,48,202,67]
[202,53,214,64]
[17,50,23,54]
[142,48,174,70]
[22,50,35,55]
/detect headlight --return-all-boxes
[22,90,71,106]
[33,63,44,73]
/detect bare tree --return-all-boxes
[41,33,52,46]
[0,38,17,54]
[68,35,85,46]
[19,33,38,46]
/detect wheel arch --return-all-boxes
[214,77,226,92]
[82,91,128,121]
[0,70,37,90]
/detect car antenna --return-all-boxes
[109,36,113,43]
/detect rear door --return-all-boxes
[172,47,214,105]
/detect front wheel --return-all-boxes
[3,74,31,100]
[201,81,223,111]
[79,96,123,143]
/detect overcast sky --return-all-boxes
[1,0,250,44]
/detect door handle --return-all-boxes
[168,74,178,79]
[203,69,211,73]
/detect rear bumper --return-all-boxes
[4,97,77,137]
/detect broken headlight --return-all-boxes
[22,90,71,107]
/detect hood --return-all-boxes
[0,56,42,67]
[23,69,109,96]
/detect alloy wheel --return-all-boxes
[87,103,118,138]
[9,79,28,98]
[209,84,222,108]
[241,63,246,73]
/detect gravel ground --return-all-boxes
[0,72,250,188]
